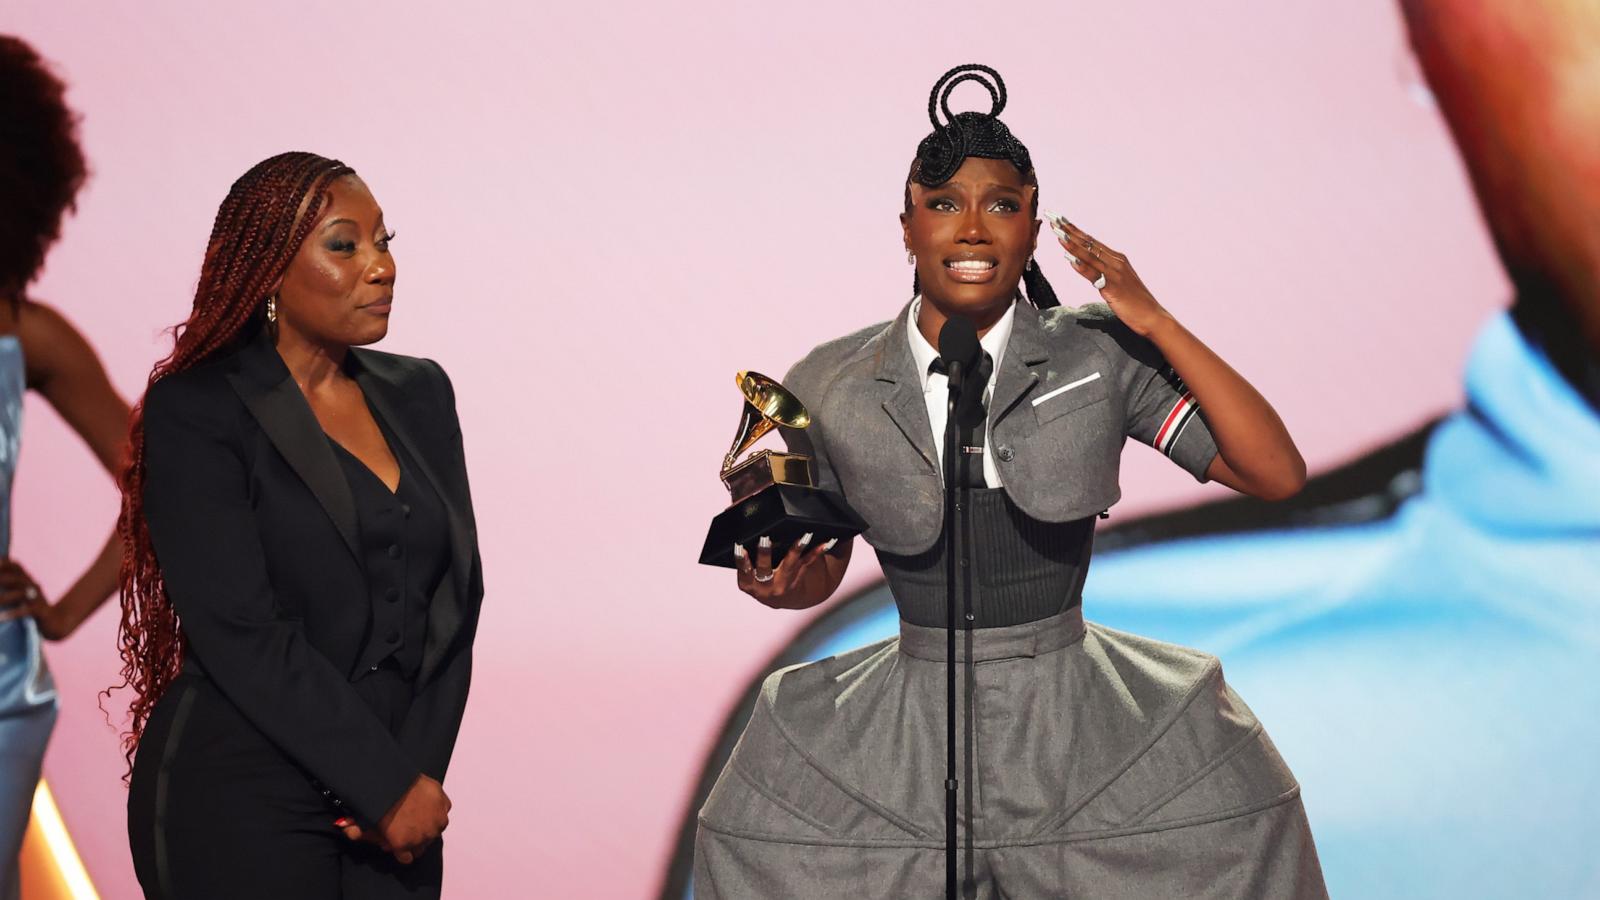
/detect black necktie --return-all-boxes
[932,350,993,489]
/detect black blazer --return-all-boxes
[140,328,482,825]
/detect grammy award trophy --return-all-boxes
[697,371,866,568]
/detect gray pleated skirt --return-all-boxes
[694,608,1328,898]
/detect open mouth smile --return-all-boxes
[944,257,998,283]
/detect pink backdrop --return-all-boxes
[8,1,1502,895]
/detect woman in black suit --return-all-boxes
[117,152,481,899]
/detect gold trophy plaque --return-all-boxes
[698,372,867,568]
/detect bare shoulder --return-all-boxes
[12,298,101,387]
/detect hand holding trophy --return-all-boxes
[698,372,867,568]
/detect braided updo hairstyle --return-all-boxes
[112,151,354,772]
[904,64,1059,309]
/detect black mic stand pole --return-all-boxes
[942,359,964,900]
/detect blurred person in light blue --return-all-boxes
[0,34,130,898]
[1178,3,1600,894]
[1141,3,1600,893]
[666,1,1600,898]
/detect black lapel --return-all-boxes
[350,349,472,684]
[875,300,939,470]
[225,332,361,562]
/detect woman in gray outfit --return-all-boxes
[695,65,1328,899]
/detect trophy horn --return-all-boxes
[721,371,812,474]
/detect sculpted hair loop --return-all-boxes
[110,151,354,776]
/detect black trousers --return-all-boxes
[128,666,439,899]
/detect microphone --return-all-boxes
[937,315,980,373]
[938,316,984,429]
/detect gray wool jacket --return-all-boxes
[780,298,1218,556]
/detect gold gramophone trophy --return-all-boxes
[698,371,867,568]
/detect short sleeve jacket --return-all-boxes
[779,299,1217,556]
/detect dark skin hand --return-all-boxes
[269,175,450,861]
[733,533,851,610]
[1047,214,1305,500]
[738,156,1307,611]
[335,775,450,864]
[0,299,129,640]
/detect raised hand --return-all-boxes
[1044,212,1172,338]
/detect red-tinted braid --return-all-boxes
[108,152,354,777]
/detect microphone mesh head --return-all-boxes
[937,315,981,370]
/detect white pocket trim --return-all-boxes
[1031,371,1102,407]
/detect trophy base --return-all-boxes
[722,450,812,504]
[699,483,868,569]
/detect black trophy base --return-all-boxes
[699,483,867,568]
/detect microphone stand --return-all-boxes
[942,360,965,900]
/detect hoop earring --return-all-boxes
[266,294,278,324]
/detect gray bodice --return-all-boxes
[875,488,1096,628]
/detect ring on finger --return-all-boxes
[1093,273,1108,290]
[753,571,775,583]
[23,586,37,601]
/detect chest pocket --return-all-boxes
[995,360,1125,525]
[1029,368,1111,426]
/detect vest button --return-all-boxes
[997,446,1015,462]
[385,588,400,603]
[385,630,400,644]
[387,544,401,559]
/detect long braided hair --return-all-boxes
[904,64,1060,309]
[111,151,354,771]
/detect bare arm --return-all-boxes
[1144,317,1305,499]
[1051,217,1306,500]
[14,300,130,639]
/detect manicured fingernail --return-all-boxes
[1064,251,1082,266]
[733,543,747,560]
[334,817,354,828]
[797,532,813,549]
[758,536,772,550]
[823,538,839,551]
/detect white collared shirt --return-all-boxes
[907,296,1016,487]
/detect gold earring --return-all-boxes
[266,294,278,324]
